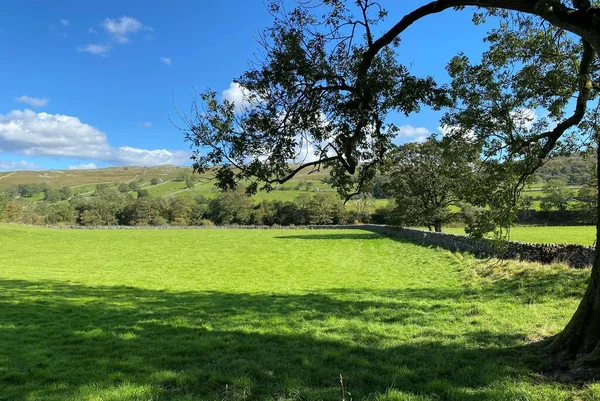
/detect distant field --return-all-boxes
[0,225,596,400]
[0,165,380,208]
[442,225,596,246]
[0,165,331,191]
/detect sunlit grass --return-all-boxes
[443,225,596,246]
[0,225,595,400]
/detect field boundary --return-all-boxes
[39,223,596,268]
[365,225,595,269]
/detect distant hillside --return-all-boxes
[534,154,596,185]
[0,153,592,209]
[0,164,363,207]
[0,164,334,191]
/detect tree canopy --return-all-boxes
[182,0,600,371]
[388,135,478,232]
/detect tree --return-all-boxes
[7,183,42,198]
[189,196,210,225]
[127,197,167,226]
[71,189,131,226]
[0,194,6,220]
[150,177,162,185]
[182,0,600,367]
[305,193,346,224]
[59,186,72,200]
[4,201,22,222]
[576,177,598,224]
[207,189,254,225]
[118,183,130,193]
[43,189,62,203]
[168,198,193,225]
[45,203,75,224]
[128,181,141,192]
[175,172,189,182]
[388,135,478,232]
[540,179,573,212]
[185,177,196,189]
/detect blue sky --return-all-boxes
[0,0,493,171]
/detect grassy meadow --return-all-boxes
[0,225,598,400]
[442,226,597,246]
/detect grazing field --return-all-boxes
[0,225,597,400]
[443,225,597,246]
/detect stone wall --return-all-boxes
[362,225,596,269]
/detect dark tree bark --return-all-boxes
[549,141,600,367]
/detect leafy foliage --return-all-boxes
[388,135,478,232]
[182,0,448,199]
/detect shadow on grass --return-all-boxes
[275,233,384,240]
[0,278,560,401]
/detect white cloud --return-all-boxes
[0,109,190,167]
[0,160,43,171]
[292,135,319,163]
[160,57,172,66]
[113,147,189,166]
[222,82,251,112]
[396,125,430,143]
[77,43,111,56]
[15,95,49,108]
[510,108,537,130]
[101,16,150,44]
[88,27,98,34]
[437,125,478,143]
[0,109,111,158]
[60,19,70,27]
[68,163,97,170]
[137,121,153,128]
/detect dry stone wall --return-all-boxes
[363,225,595,269]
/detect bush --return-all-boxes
[185,178,196,189]
[59,186,72,200]
[128,181,141,192]
[4,201,23,222]
[43,189,62,203]
[45,203,75,224]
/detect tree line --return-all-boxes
[0,185,357,227]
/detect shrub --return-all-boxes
[4,201,23,222]
[45,203,75,224]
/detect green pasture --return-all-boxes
[442,225,597,246]
[0,225,597,400]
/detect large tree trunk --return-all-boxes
[549,147,600,367]
[433,221,443,233]
[549,250,600,365]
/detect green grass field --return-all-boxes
[0,225,598,400]
[442,226,597,246]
